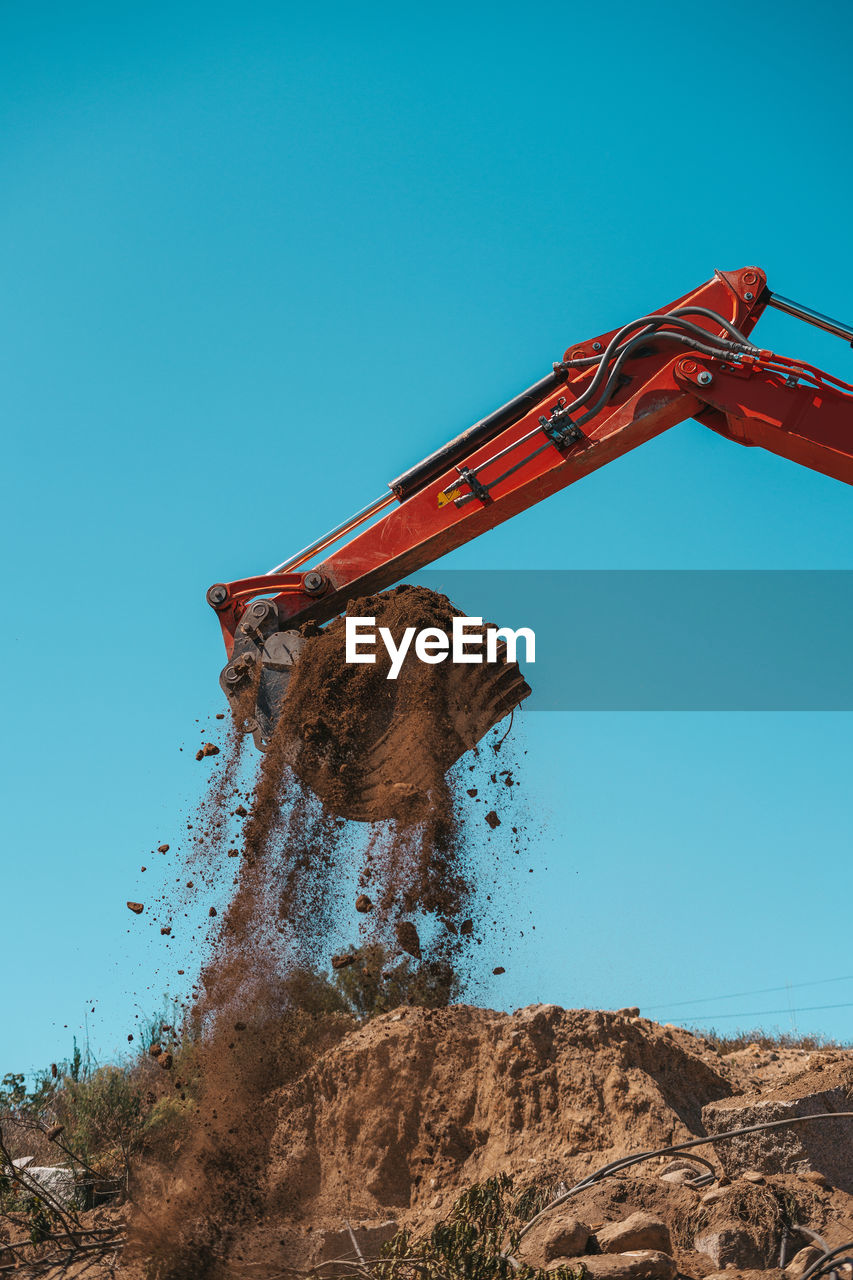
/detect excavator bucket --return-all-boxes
[219,599,530,823]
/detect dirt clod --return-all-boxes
[395,919,422,959]
[126,901,144,914]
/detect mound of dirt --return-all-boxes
[263,1005,734,1234]
[200,1008,853,1276]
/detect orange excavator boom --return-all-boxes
[206,266,853,797]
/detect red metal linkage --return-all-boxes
[209,265,853,657]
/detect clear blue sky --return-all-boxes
[3,0,853,1073]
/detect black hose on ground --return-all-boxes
[512,1111,853,1252]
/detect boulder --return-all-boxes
[659,1159,704,1186]
[516,1211,591,1266]
[8,1162,78,1207]
[784,1245,824,1279]
[702,1069,853,1191]
[597,1212,672,1255]
[548,1251,677,1280]
[694,1223,767,1270]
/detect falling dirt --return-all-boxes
[128,584,529,1278]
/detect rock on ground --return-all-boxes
[703,1060,853,1191]
[784,1245,825,1279]
[694,1223,769,1271]
[516,1210,590,1266]
[598,1211,673,1255]
[548,1250,678,1280]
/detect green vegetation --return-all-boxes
[370,1174,581,1280]
[0,944,458,1188]
[332,942,461,1017]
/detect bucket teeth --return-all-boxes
[220,625,307,750]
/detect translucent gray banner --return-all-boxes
[413,570,853,710]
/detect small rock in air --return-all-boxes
[395,920,422,959]
[127,901,144,915]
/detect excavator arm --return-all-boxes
[207,265,853,800]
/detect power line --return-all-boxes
[665,1000,853,1024]
[644,974,853,1012]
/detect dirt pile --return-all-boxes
[228,1008,853,1275]
[262,1005,734,1243]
